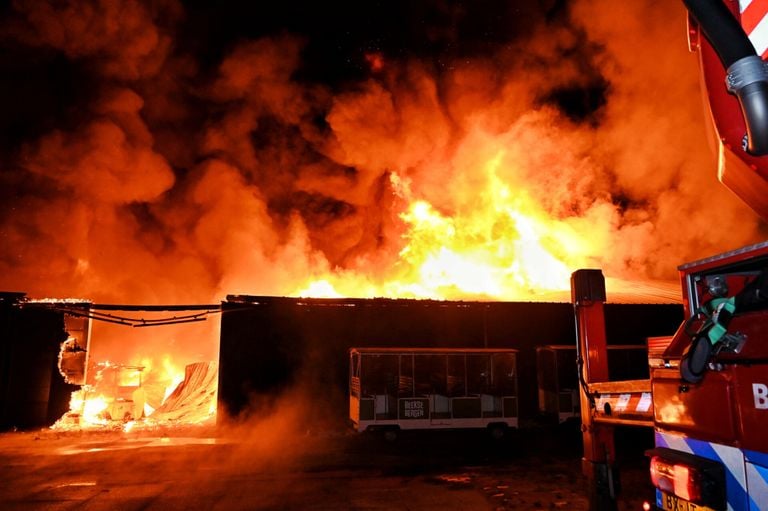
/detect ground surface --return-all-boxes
[0,422,655,510]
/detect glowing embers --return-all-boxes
[58,337,88,385]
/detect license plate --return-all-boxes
[656,490,717,511]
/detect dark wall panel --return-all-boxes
[218,297,684,425]
[0,294,76,430]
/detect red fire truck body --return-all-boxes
[645,2,768,508]
[576,3,768,509]
[649,242,768,510]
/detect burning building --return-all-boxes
[0,2,764,430]
[1,290,682,431]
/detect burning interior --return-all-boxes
[0,295,219,431]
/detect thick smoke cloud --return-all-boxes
[571,0,764,277]
[8,0,176,80]
[0,0,764,308]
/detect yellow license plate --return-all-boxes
[658,490,717,511]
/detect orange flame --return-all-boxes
[54,355,210,430]
[294,149,597,301]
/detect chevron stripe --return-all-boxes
[740,0,768,58]
[741,0,768,33]
[746,462,768,510]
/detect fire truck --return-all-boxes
[575,1,768,510]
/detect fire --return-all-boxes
[154,356,186,403]
[54,356,215,431]
[293,153,596,301]
[67,389,109,426]
[394,184,577,298]
[297,280,343,298]
[81,395,109,424]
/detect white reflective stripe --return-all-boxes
[637,392,652,412]
[661,433,694,454]
[711,442,748,492]
[749,14,768,56]
[746,463,768,510]
[741,0,754,13]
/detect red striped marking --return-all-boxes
[741,0,768,34]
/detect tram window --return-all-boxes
[414,354,446,395]
[361,354,398,396]
[398,354,414,397]
[557,350,577,390]
[467,354,491,394]
[446,354,466,396]
[492,353,517,395]
[350,353,361,398]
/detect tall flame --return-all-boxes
[293,151,598,301]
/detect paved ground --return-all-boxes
[0,421,655,510]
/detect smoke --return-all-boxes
[211,383,339,480]
[7,0,176,80]
[0,0,765,311]
[569,0,765,277]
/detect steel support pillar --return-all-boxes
[571,269,619,511]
